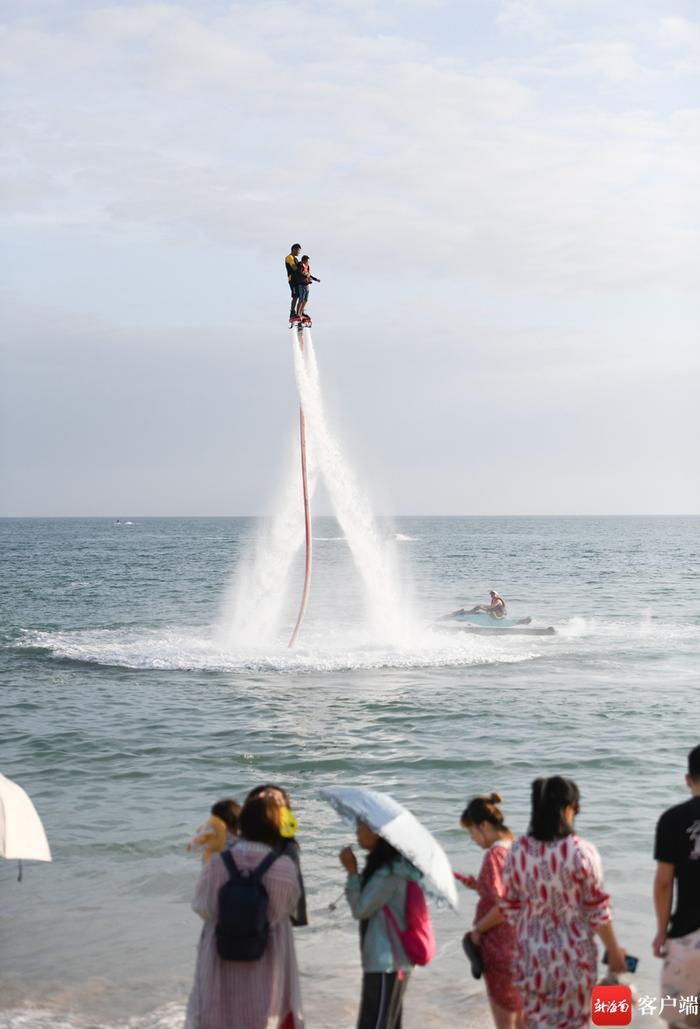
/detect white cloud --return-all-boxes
[658,15,700,50]
[1,3,697,293]
[1,1,699,514]
[656,15,700,76]
[495,0,607,36]
[517,40,656,81]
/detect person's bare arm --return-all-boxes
[470,903,504,943]
[596,921,626,973]
[653,861,674,957]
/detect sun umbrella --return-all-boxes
[0,773,52,880]
[320,785,458,910]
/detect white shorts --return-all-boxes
[660,927,700,1027]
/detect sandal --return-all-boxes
[462,932,483,979]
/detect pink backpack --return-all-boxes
[384,880,436,966]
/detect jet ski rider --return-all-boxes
[469,590,507,619]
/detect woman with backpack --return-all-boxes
[459,793,524,1029]
[339,819,425,1029]
[186,794,304,1029]
[501,776,627,1029]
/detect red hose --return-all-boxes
[288,335,312,647]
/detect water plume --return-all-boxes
[216,441,319,646]
[219,328,415,647]
[293,332,412,642]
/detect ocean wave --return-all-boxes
[14,611,698,675]
[556,612,698,642]
[1,1003,184,1029]
[16,625,540,674]
[0,995,500,1029]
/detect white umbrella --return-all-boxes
[320,785,458,910]
[0,773,52,880]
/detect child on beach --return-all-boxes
[296,256,320,322]
[187,798,241,863]
[460,793,523,1029]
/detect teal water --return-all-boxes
[1,516,698,1027]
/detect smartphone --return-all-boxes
[453,871,476,887]
[603,951,639,973]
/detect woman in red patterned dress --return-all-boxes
[461,793,524,1029]
[501,777,627,1029]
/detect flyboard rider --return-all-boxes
[285,244,320,325]
[285,243,302,322]
[296,255,320,322]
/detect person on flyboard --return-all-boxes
[296,255,320,325]
[285,243,302,324]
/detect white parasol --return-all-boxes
[320,785,458,910]
[0,773,52,880]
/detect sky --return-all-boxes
[1,0,698,516]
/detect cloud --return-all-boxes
[1,2,697,294]
[495,0,608,37]
[513,40,657,81]
[658,15,700,50]
[657,15,700,75]
[1,1,699,515]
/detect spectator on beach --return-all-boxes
[186,794,304,1029]
[246,783,308,927]
[652,744,700,1029]
[501,776,627,1029]
[339,821,421,1029]
[187,798,241,862]
[460,793,524,1029]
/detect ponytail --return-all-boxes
[529,776,580,842]
[461,792,510,833]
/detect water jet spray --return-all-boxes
[288,329,312,647]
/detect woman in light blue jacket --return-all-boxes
[340,821,422,1029]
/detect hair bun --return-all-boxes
[489,792,503,804]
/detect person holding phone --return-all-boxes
[460,792,524,1029]
[652,744,700,1029]
[501,776,627,1029]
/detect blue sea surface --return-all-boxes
[1,516,698,1027]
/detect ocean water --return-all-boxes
[1,515,698,1028]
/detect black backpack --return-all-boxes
[215,849,281,961]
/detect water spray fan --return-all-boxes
[288,329,312,647]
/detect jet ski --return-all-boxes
[437,609,556,636]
